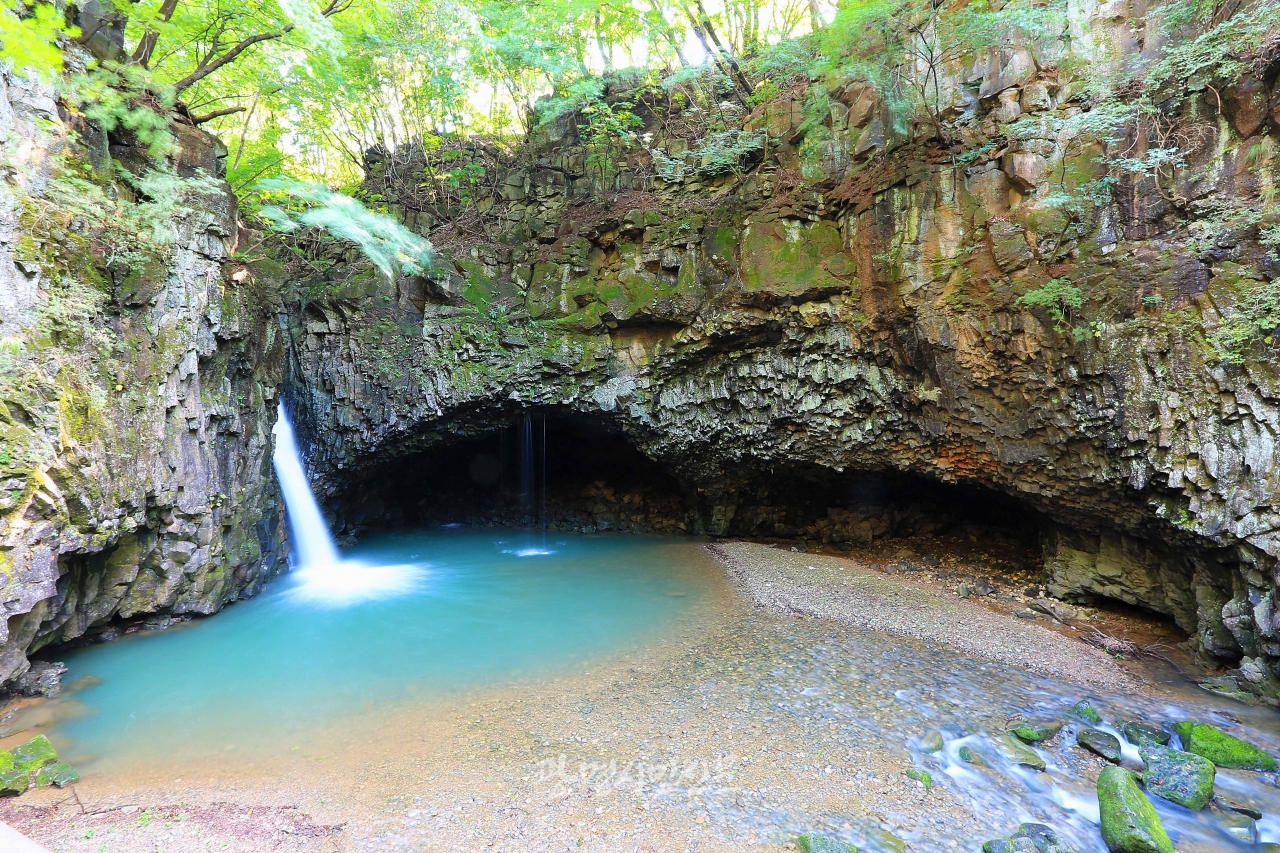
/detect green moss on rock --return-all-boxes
[0,767,30,796]
[1139,742,1214,810]
[1070,701,1103,725]
[34,761,80,788]
[1008,720,1062,743]
[797,833,858,853]
[1174,721,1278,771]
[1097,767,1173,853]
[12,735,57,772]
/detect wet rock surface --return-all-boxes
[1096,767,1174,853]
[1138,742,1215,810]
[0,72,286,691]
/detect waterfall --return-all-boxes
[272,403,341,567]
[272,404,422,605]
[519,414,534,511]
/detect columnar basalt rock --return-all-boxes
[286,4,1280,695]
[0,68,286,690]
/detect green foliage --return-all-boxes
[0,0,74,79]
[651,128,764,181]
[1207,281,1280,365]
[257,178,434,279]
[1019,278,1083,331]
[71,63,176,159]
[579,99,644,178]
[820,0,1064,138]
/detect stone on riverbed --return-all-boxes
[918,730,944,752]
[864,827,907,853]
[1097,767,1174,853]
[959,745,991,767]
[0,768,30,796]
[1008,720,1062,743]
[796,833,857,853]
[1139,742,1214,809]
[1173,721,1278,770]
[34,762,79,788]
[984,823,1076,853]
[1077,728,1122,763]
[12,735,58,772]
[993,734,1046,771]
[1120,722,1168,747]
[1215,795,1263,819]
[1070,701,1102,725]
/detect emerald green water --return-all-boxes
[45,530,718,770]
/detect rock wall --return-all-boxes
[286,3,1280,693]
[0,66,285,690]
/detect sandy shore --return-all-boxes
[0,540,1189,852]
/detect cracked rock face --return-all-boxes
[0,69,285,689]
[287,8,1280,695]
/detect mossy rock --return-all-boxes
[993,734,1046,771]
[1121,722,1169,747]
[1009,720,1063,743]
[12,735,58,772]
[959,745,990,767]
[1010,823,1076,853]
[797,833,858,853]
[34,761,79,788]
[0,751,12,773]
[0,767,29,796]
[1174,721,1278,770]
[918,730,944,753]
[1077,728,1122,763]
[1070,701,1103,725]
[1097,767,1174,853]
[906,767,932,790]
[1139,742,1214,810]
[864,827,906,853]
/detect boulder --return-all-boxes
[1121,722,1168,747]
[984,823,1076,853]
[33,761,79,788]
[1077,728,1122,763]
[1012,823,1076,853]
[1070,701,1103,725]
[0,751,13,773]
[797,833,857,853]
[1009,720,1063,743]
[1139,742,1214,809]
[0,768,29,796]
[1097,767,1174,853]
[11,735,58,772]
[1174,721,1278,770]
[993,734,1046,771]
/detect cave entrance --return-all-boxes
[329,412,1046,571]
[333,413,690,538]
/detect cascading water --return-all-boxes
[272,403,422,605]
[272,402,341,567]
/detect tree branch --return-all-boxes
[192,106,247,124]
[171,0,351,93]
